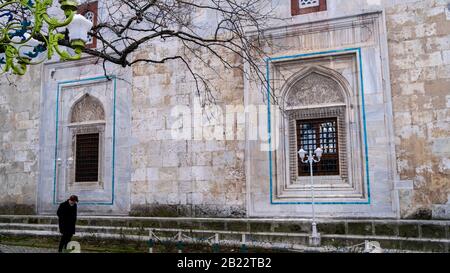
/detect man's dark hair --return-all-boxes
[69,195,79,202]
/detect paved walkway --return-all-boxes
[0,244,57,253]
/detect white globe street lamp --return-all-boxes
[66,14,94,50]
[298,147,323,246]
[0,0,93,75]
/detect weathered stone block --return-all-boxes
[0,204,35,215]
[317,223,346,235]
[86,219,110,226]
[130,204,179,217]
[379,239,401,250]
[28,217,38,224]
[76,219,89,226]
[400,240,424,251]
[321,237,347,248]
[220,233,241,242]
[226,221,249,232]
[138,220,161,228]
[347,222,373,236]
[374,223,398,236]
[0,218,11,223]
[177,220,196,230]
[131,168,146,182]
[273,223,310,233]
[158,219,179,229]
[199,221,225,231]
[398,224,420,238]
[415,23,437,38]
[249,222,272,233]
[422,241,449,253]
[420,224,446,238]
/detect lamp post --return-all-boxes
[298,147,323,247]
[0,0,93,75]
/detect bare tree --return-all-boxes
[74,0,278,104]
[1,0,280,104]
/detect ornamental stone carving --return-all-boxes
[286,72,345,107]
[71,95,105,123]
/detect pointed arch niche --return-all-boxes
[67,94,106,190]
[273,61,367,202]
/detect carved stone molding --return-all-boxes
[71,95,105,123]
[286,72,345,107]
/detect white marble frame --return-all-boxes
[37,56,132,215]
[273,59,367,202]
[56,80,114,204]
[244,11,399,218]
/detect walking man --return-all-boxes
[57,195,78,253]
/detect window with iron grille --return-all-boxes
[75,133,100,182]
[300,0,319,8]
[77,1,98,48]
[291,0,327,16]
[296,118,339,176]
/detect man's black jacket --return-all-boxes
[57,200,77,235]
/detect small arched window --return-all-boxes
[69,94,105,184]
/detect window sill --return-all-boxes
[67,120,106,127]
[68,181,104,191]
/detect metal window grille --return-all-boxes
[300,0,319,8]
[296,118,339,176]
[292,0,327,16]
[75,133,99,182]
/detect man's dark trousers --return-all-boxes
[58,233,73,252]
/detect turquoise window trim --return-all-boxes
[52,75,117,206]
[267,48,371,205]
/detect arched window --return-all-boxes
[281,66,353,186]
[68,94,105,185]
[271,56,368,204]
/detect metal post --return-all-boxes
[177,231,183,253]
[148,230,154,253]
[240,234,248,253]
[308,150,320,247]
[212,233,220,253]
[309,150,316,226]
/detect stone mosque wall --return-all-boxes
[0,0,448,219]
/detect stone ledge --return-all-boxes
[0,227,448,252]
[1,215,449,225]
[0,216,448,240]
